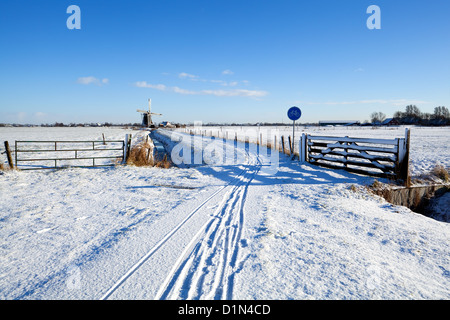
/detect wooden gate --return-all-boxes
[300,129,410,183]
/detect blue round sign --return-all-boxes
[287,106,301,121]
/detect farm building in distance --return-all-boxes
[381,118,400,126]
[319,120,360,126]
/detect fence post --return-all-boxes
[344,136,349,168]
[4,141,14,169]
[123,134,132,164]
[400,128,411,187]
[127,134,132,160]
[305,134,309,162]
[281,136,285,154]
[123,134,128,163]
[15,141,17,168]
[300,133,306,162]
[288,136,293,156]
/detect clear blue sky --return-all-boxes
[0,0,449,124]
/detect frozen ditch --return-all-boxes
[372,184,449,221]
[149,131,169,163]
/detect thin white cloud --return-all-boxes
[77,76,109,86]
[200,89,267,97]
[173,71,249,87]
[173,86,197,95]
[134,82,167,91]
[226,81,238,87]
[134,81,267,98]
[178,72,198,79]
[211,80,242,87]
[77,76,97,85]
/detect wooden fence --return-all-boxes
[164,127,412,184]
[9,135,132,170]
[300,129,410,183]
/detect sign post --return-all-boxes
[287,106,302,159]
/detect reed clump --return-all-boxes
[127,142,155,167]
[127,140,172,169]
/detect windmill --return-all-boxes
[137,98,162,127]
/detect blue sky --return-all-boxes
[0,0,449,124]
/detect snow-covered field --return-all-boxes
[0,126,449,300]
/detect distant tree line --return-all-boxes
[371,105,449,126]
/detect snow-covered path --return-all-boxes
[154,157,259,300]
[1,128,449,299]
[101,157,260,300]
[99,133,265,300]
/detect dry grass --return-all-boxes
[415,164,450,184]
[367,179,396,203]
[371,180,383,189]
[431,164,449,182]
[127,142,155,167]
[127,142,172,169]
[154,154,171,169]
[0,162,13,171]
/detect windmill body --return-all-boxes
[137,99,162,128]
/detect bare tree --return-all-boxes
[405,105,421,118]
[370,111,386,124]
[434,106,450,119]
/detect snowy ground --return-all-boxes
[0,126,449,300]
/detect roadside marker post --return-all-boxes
[287,106,302,159]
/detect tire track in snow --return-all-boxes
[99,147,260,300]
[99,170,246,300]
[154,154,261,300]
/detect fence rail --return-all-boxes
[13,138,130,170]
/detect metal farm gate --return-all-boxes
[9,134,132,170]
